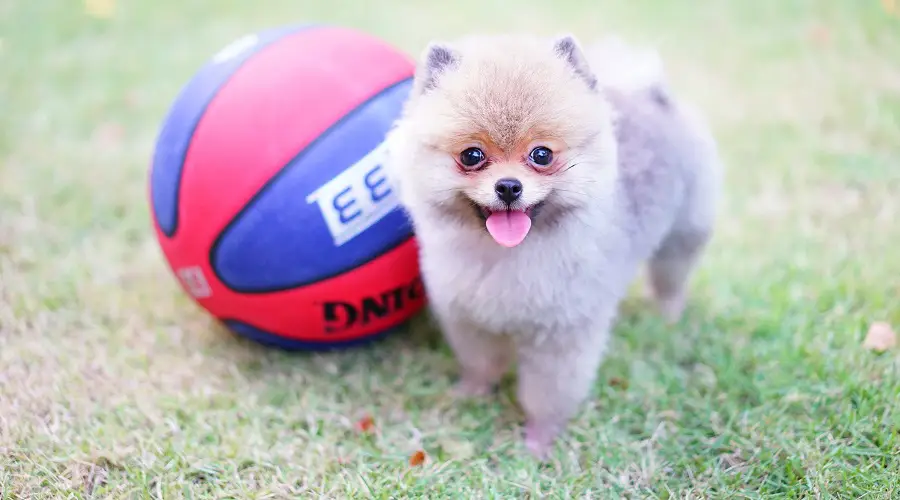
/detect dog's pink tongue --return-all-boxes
[485,210,532,247]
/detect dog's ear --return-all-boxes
[552,34,597,91]
[414,42,460,95]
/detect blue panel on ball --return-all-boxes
[149,24,314,237]
[223,319,396,351]
[210,77,414,293]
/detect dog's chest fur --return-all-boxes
[416,209,633,338]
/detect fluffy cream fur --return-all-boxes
[383,33,722,459]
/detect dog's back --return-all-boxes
[587,36,723,319]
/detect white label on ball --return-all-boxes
[177,266,213,299]
[306,141,401,247]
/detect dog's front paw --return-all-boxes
[656,291,686,324]
[523,418,563,460]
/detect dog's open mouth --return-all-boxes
[474,204,542,248]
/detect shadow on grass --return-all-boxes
[197,308,455,399]
[194,287,730,415]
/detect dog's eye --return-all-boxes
[459,147,486,168]
[529,146,553,166]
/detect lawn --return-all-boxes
[2,0,899,497]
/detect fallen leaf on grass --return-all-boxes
[408,450,427,467]
[354,415,375,434]
[863,321,896,352]
[609,377,629,389]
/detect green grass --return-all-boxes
[2,0,900,497]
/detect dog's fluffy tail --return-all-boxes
[585,36,668,96]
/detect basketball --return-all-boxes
[148,25,425,350]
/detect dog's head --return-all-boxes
[385,34,619,247]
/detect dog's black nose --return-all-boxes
[494,178,523,204]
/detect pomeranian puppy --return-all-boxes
[383,33,722,458]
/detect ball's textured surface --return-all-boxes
[149,25,425,350]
